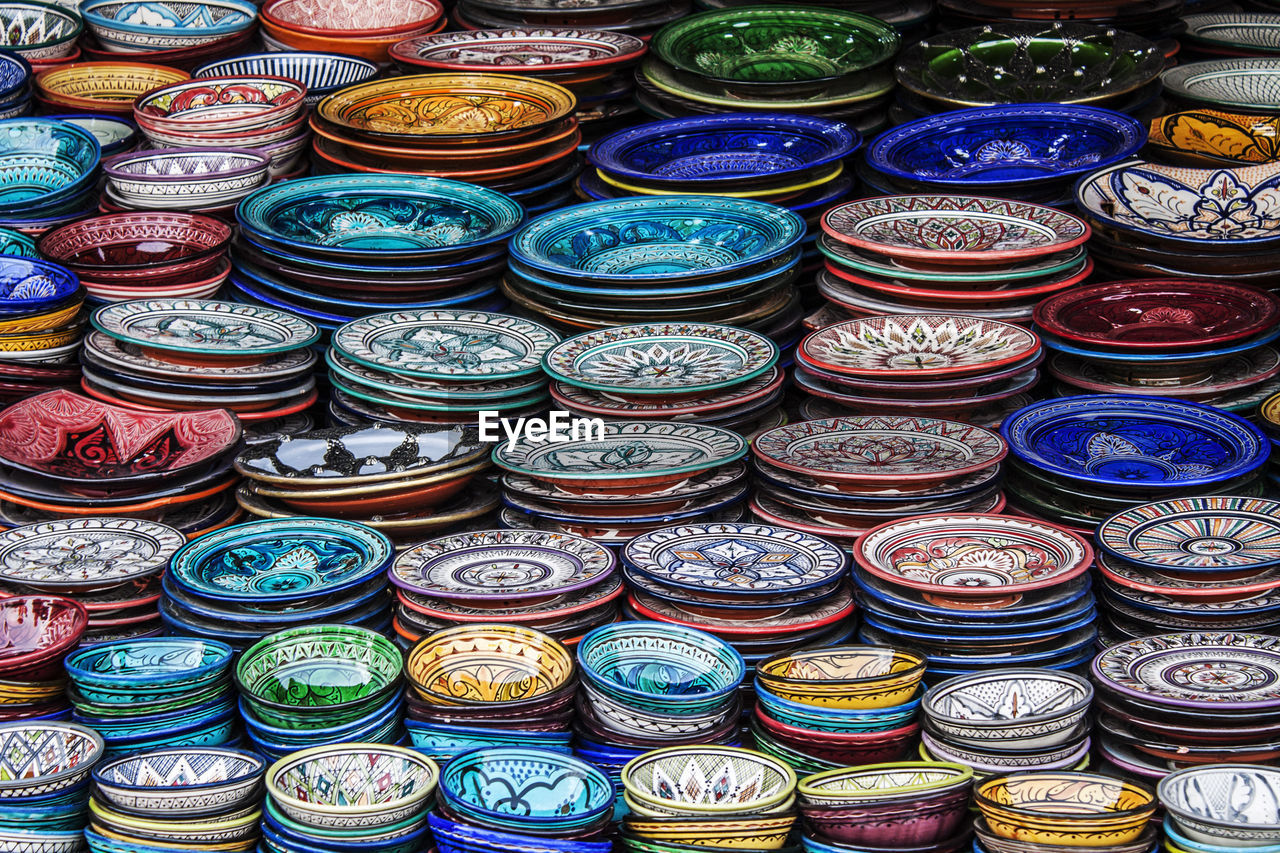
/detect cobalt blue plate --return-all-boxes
[0,51,29,105]
[853,570,1094,619]
[0,256,78,311]
[1001,394,1271,491]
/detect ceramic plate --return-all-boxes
[1163,58,1280,111]
[391,28,647,71]
[1099,555,1280,600]
[1049,349,1280,399]
[543,323,778,395]
[333,310,559,380]
[1093,633,1280,709]
[83,331,317,382]
[1097,496,1280,571]
[326,351,546,402]
[797,315,1039,380]
[91,299,320,357]
[0,518,184,591]
[1182,15,1280,54]
[551,368,783,417]
[629,585,854,635]
[389,529,615,600]
[822,195,1090,263]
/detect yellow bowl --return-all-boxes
[0,301,82,334]
[0,677,64,703]
[756,644,926,709]
[975,772,1156,847]
[624,792,797,819]
[405,624,574,705]
[623,814,797,850]
[36,62,189,113]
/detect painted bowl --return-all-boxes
[755,681,921,734]
[0,118,99,213]
[235,625,403,728]
[267,744,438,829]
[65,638,231,703]
[193,52,379,106]
[91,747,264,817]
[577,621,744,716]
[86,796,261,844]
[34,62,190,115]
[102,148,269,209]
[260,0,441,38]
[1162,57,1280,113]
[975,772,1156,846]
[404,624,575,706]
[755,645,926,709]
[799,782,970,847]
[134,76,306,133]
[0,2,81,61]
[1160,765,1280,847]
[0,722,102,798]
[622,746,795,816]
[623,813,796,849]
[36,211,232,283]
[798,762,973,806]
[427,812,610,853]
[0,256,79,313]
[0,595,87,681]
[80,0,254,52]
[389,28,646,75]
[923,669,1093,749]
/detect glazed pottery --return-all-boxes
[974,772,1156,846]
[0,722,103,798]
[756,645,926,709]
[1159,765,1280,846]
[266,743,438,829]
[91,747,264,817]
[404,623,574,705]
[0,517,182,591]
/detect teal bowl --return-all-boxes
[754,679,922,733]
[64,638,232,705]
[0,118,99,214]
[99,710,237,759]
[404,720,572,753]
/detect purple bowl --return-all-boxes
[802,786,971,847]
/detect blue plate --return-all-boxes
[860,624,1099,667]
[0,118,100,213]
[0,255,78,310]
[861,607,1097,644]
[230,263,498,314]
[0,51,29,105]
[853,570,1093,620]
[194,52,377,105]
[428,811,611,853]
[1002,394,1270,491]
[867,103,1145,187]
[235,230,507,276]
[859,589,1097,635]
[507,250,799,298]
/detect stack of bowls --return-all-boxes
[234,424,492,544]
[193,51,378,109]
[0,256,85,379]
[88,747,265,853]
[797,762,974,853]
[506,196,806,336]
[0,518,182,644]
[262,744,438,853]
[0,720,102,850]
[390,29,647,145]
[33,61,187,116]
[1092,633,1280,782]
[973,772,1157,853]
[1094,496,1280,640]
[230,175,524,334]
[639,7,900,133]
[401,624,577,762]
[751,644,925,774]
[78,0,255,55]
[1159,765,1280,853]
[259,0,444,64]
[794,315,1043,425]
[0,3,81,68]
[162,518,394,652]
[1035,281,1280,411]
[852,514,1098,679]
[921,669,1094,780]
[816,195,1092,325]
[749,416,1009,548]
[64,637,236,758]
[235,625,404,760]
[100,148,270,215]
[1000,395,1272,533]
[620,522,853,673]
[494,421,749,545]
[390,530,616,646]
[0,53,33,119]
[0,118,100,234]
[0,596,85,720]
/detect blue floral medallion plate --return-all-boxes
[0,517,184,591]
[333,310,560,380]
[542,322,778,395]
[1002,395,1270,491]
[622,522,846,596]
[91,299,320,357]
[1097,496,1280,571]
[168,517,394,602]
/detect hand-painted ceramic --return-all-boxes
[0,3,79,62]
[543,323,777,395]
[0,517,182,591]
[822,196,1090,264]
[622,745,795,814]
[79,0,254,51]
[1098,554,1280,602]
[101,148,268,208]
[168,518,393,603]
[1001,395,1270,490]
[390,529,615,600]
[974,772,1155,846]
[134,76,305,130]
[0,722,102,798]
[0,257,79,313]
[1180,13,1280,54]
[261,0,441,36]
[91,747,264,817]
[193,53,379,106]
[577,621,744,711]
[91,300,319,359]
[0,119,100,213]
[1163,58,1280,112]
[439,748,614,832]
[1097,497,1280,571]
[924,669,1091,744]
[266,744,437,828]
[1093,632,1280,709]
[1159,765,1280,847]
[1147,109,1280,166]
[390,28,646,72]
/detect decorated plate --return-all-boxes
[797,315,1039,380]
[332,310,559,380]
[389,529,615,600]
[398,572,623,624]
[1182,15,1280,54]
[1097,496,1280,571]
[91,300,320,357]
[543,323,778,395]
[0,518,184,591]
[1147,109,1280,167]
[822,195,1090,263]
[1098,553,1280,599]
[551,368,783,418]
[753,416,1007,486]
[628,585,854,635]
[326,351,546,401]
[1163,57,1280,111]
[390,29,647,71]
[503,462,747,508]
[1049,349,1280,399]
[1002,395,1270,490]
[1102,575,1280,615]
[622,522,846,595]
[819,235,1087,283]
[83,331,317,383]
[1092,633,1280,708]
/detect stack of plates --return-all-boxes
[544,323,784,433]
[817,195,1092,325]
[852,514,1098,682]
[934,0,1185,41]
[390,530,618,648]
[638,8,899,133]
[33,60,187,117]
[391,29,647,145]
[1094,496,1280,641]
[794,315,1043,425]
[0,53,32,119]
[230,175,525,332]
[750,415,1009,548]
[0,596,85,720]
[1000,395,1272,533]
[1179,17,1280,59]
[494,421,749,545]
[259,0,444,63]
[78,0,255,55]
[0,257,85,390]
[101,148,270,216]
[506,196,806,336]
[161,518,394,652]
[450,0,688,42]
[0,118,100,235]
[84,299,320,426]
[326,310,559,426]
[1036,280,1280,410]
[234,424,493,545]
[0,518,182,645]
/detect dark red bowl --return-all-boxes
[0,595,88,680]
[37,212,232,283]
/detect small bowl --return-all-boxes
[134,76,306,134]
[91,747,265,817]
[36,211,232,284]
[975,772,1156,847]
[798,762,973,806]
[756,645,926,710]
[87,796,260,844]
[404,624,575,707]
[80,0,254,52]
[0,596,87,681]
[34,62,190,115]
[267,744,438,830]
[0,256,80,314]
[1160,765,1280,847]
[0,2,81,61]
[923,669,1093,750]
[0,722,103,798]
[622,813,796,850]
[0,118,99,213]
[622,746,796,816]
[799,784,971,848]
[102,147,269,209]
[64,637,232,703]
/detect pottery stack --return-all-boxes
[972,772,1157,853]
[0,256,86,395]
[389,530,618,647]
[1256,395,1280,487]
[78,0,255,55]
[259,0,443,62]
[401,624,577,764]
[0,117,100,235]
[447,0,688,41]
[1158,765,1280,853]
[0,596,85,720]
[0,53,33,119]
[0,720,103,849]
[193,51,378,109]
[100,148,271,216]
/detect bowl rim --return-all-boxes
[37,210,232,271]
[620,744,797,814]
[134,75,306,128]
[1158,764,1280,832]
[79,0,254,37]
[91,746,265,794]
[260,0,442,38]
[797,761,973,800]
[576,620,746,705]
[975,771,1156,821]
[755,643,928,689]
[923,668,1094,728]
[266,742,439,817]
[390,27,647,73]
[0,1,83,50]
[235,624,403,713]
[192,51,379,89]
[65,636,232,687]
[102,146,270,183]
[439,746,615,824]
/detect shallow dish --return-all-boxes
[267,744,437,829]
[261,0,441,38]
[35,62,190,113]
[102,148,268,209]
[923,669,1092,748]
[91,748,264,817]
[0,722,100,799]
[134,76,306,132]
[390,28,646,73]
[1092,632,1280,710]
[0,517,182,591]
[439,747,614,833]
[79,0,254,51]
[621,746,795,815]
[91,299,319,359]
[797,763,972,806]
[404,623,574,705]
[0,257,81,313]
[36,211,231,284]
[0,595,87,680]
[1163,58,1280,112]
[1096,496,1280,571]
[756,645,926,709]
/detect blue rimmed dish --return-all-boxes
[0,256,78,312]
[193,52,378,106]
[0,52,29,106]
[64,638,232,704]
[47,114,137,158]
[90,747,264,817]
[0,118,99,213]
[79,0,255,52]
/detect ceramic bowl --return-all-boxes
[0,722,102,798]
[622,813,796,850]
[91,747,264,817]
[974,816,1156,853]
[267,744,438,829]
[0,2,81,61]
[34,62,190,115]
[405,624,575,706]
[102,148,269,209]
[799,784,970,847]
[755,681,920,734]
[756,645,926,710]
[36,211,232,284]
[0,257,80,315]
[1159,765,1280,847]
[87,796,260,843]
[923,670,1093,750]
[0,595,87,681]
[79,0,253,50]
[194,52,378,106]
[0,118,99,213]
[798,763,972,806]
[64,637,232,703]
[260,0,441,39]
[134,76,306,133]
[427,811,611,853]
[975,772,1156,846]
[389,28,646,75]
[621,746,795,816]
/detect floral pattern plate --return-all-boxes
[389,529,615,600]
[822,195,1090,264]
[1092,632,1280,709]
[91,300,320,358]
[622,522,846,595]
[0,518,184,591]
[333,310,559,380]
[551,368,783,417]
[1098,554,1280,599]
[1097,496,1280,571]
[543,323,778,395]
[798,315,1039,380]
[83,331,317,383]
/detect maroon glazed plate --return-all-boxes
[37,212,232,283]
